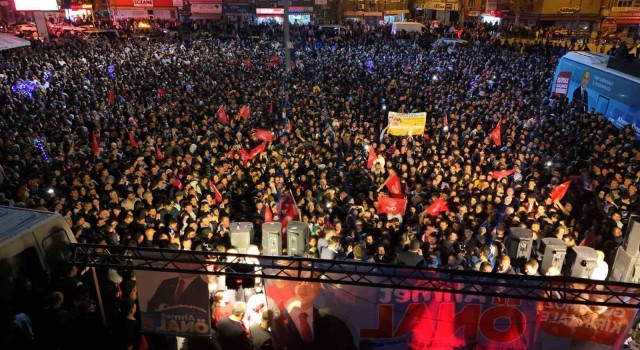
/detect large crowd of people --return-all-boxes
[0,21,639,349]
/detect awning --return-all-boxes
[0,33,31,51]
[612,17,640,25]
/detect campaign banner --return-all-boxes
[387,111,427,136]
[535,284,637,349]
[191,0,222,14]
[376,196,407,215]
[558,56,640,138]
[137,270,211,337]
[554,71,571,96]
[262,268,636,350]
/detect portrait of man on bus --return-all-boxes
[572,70,590,112]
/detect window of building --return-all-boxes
[616,0,640,7]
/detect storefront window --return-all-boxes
[256,16,283,24]
[289,14,310,25]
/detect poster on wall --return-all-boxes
[262,267,637,350]
[137,270,212,337]
[387,111,427,136]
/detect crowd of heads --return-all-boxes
[0,24,639,344]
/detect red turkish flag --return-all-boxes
[128,132,138,148]
[254,129,274,142]
[278,190,299,239]
[217,105,228,124]
[268,102,274,114]
[225,149,235,159]
[491,168,517,180]
[239,148,250,165]
[286,119,293,133]
[211,183,223,204]
[108,90,115,105]
[376,196,408,215]
[157,87,166,97]
[264,204,273,223]
[91,131,100,157]
[243,59,252,68]
[425,198,449,217]
[550,180,571,202]
[239,106,250,119]
[270,55,281,63]
[490,119,502,146]
[155,144,164,161]
[249,143,266,160]
[367,146,377,169]
[384,172,403,196]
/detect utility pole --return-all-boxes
[284,0,292,74]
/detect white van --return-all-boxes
[391,22,427,35]
[0,207,76,286]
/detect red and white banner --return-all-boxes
[490,119,502,146]
[554,72,572,96]
[367,146,377,169]
[254,129,274,142]
[376,196,407,215]
[425,198,449,216]
[263,270,635,350]
[384,172,402,196]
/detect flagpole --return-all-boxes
[290,189,301,221]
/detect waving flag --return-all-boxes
[211,183,223,204]
[157,87,166,97]
[239,106,250,119]
[249,143,266,160]
[286,119,293,133]
[268,102,274,114]
[278,190,299,239]
[386,141,397,156]
[490,119,502,146]
[425,198,449,217]
[254,129,274,142]
[265,204,273,223]
[376,196,407,215]
[128,131,138,148]
[108,90,115,105]
[367,146,377,169]
[491,168,517,180]
[551,180,571,202]
[91,131,100,157]
[155,144,164,161]
[243,59,252,68]
[384,172,403,196]
[239,148,250,165]
[217,106,228,124]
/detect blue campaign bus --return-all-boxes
[552,51,640,138]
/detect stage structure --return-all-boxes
[70,243,640,309]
